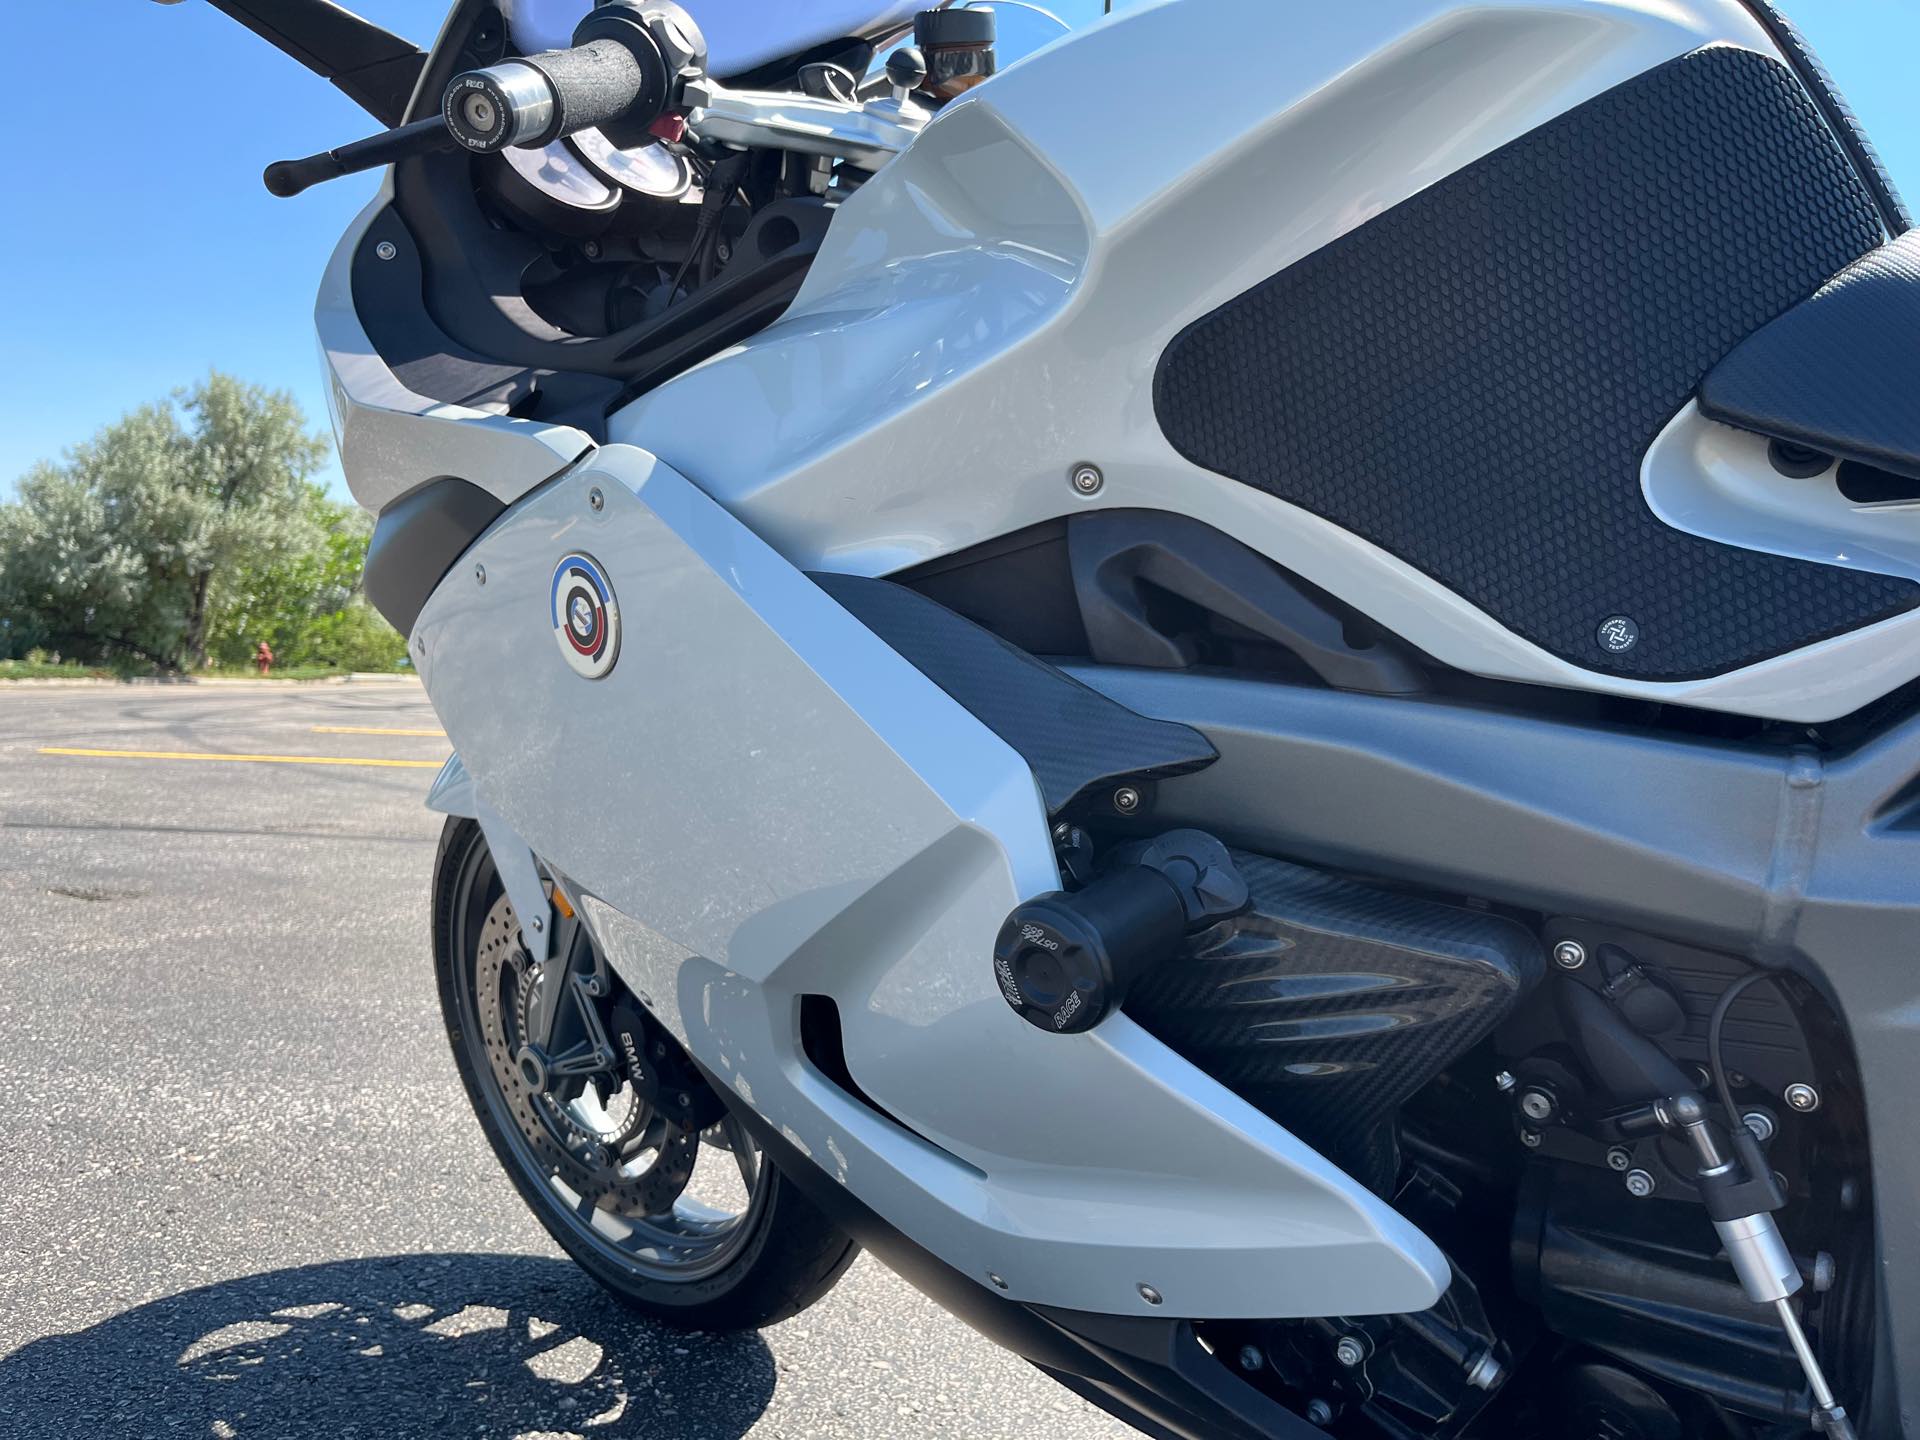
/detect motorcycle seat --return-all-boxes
[1700,229,1920,482]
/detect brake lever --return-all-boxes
[264,115,454,198]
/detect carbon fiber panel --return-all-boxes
[1126,852,1543,1194]
[1155,47,1917,680]
[811,573,1217,813]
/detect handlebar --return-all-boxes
[447,1,704,154]
[262,0,923,200]
[445,43,653,154]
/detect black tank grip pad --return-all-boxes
[1155,47,1917,681]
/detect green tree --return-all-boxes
[204,484,380,666]
[0,374,372,673]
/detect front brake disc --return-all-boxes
[475,893,697,1215]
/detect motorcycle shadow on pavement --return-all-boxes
[0,1252,777,1438]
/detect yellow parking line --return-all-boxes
[39,747,444,770]
[311,725,447,737]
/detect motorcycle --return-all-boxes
[204,0,1920,1434]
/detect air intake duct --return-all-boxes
[1125,853,1543,1193]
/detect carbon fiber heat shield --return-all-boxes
[1125,852,1543,1194]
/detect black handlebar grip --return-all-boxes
[445,39,660,154]
[525,39,655,142]
[443,2,705,155]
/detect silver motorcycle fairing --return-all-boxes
[409,442,1451,1320]
[318,177,593,514]
[607,0,1917,723]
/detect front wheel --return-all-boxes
[431,818,858,1328]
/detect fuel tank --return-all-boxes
[611,0,1920,724]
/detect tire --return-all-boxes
[431,816,859,1329]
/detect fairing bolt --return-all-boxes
[583,239,602,259]
[1552,940,1587,970]
[1137,1284,1163,1306]
[1238,1346,1264,1372]
[375,240,398,261]
[1071,463,1104,496]
[474,563,486,585]
[1520,1129,1542,1148]
[1743,1111,1776,1144]
[589,487,605,512]
[529,915,543,933]
[1624,1168,1655,1198]
[1606,1147,1632,1172]
[1306,1399,1334,1427]
[1785,1083,1820,1113]
[1113,786,1141,814]
[1334,1337,1366,1368]
[988,1273,1008,1290]
[1518,1089,1555,1123]
[1494,1070,1516,1092]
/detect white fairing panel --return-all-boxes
[608,0,1920,723]
[411,443,1450,1320]
[508,0,928,75]
[318,184,591,512]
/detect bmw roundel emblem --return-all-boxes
[550,553,620,679]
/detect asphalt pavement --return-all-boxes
[0,683,1129,1440]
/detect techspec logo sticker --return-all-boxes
[550,553,620,679]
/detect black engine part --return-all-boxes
[1512,1162,1810,1424]
[1254,1272,1509,1440]
[1124,852,1543,1194]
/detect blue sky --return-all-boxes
[1,1,1912,498]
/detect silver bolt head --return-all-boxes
[1071,463,1104,495]
[1237,1345,1264,1372]
[1113,786,1141,813]
[1465,1350,1504,1392]
[1606,1146,1632,1172]
[1334,1336,1366,1368]
[1624,1168,1655,1197]
[1743,1110,1776,1144]
[1519,1129,1542,1148]
[1494,1070,1517,1092]
[1785,1083,1820,1113]
[1552,940,1587,970]
[589,487,605,512]
[474,563,487,585]
[1518,1089,1554,1122]
[529,914,543,932]
[1137,1284,1163,1306]
[374,239,398,261]
[987,1272,1008,1290]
